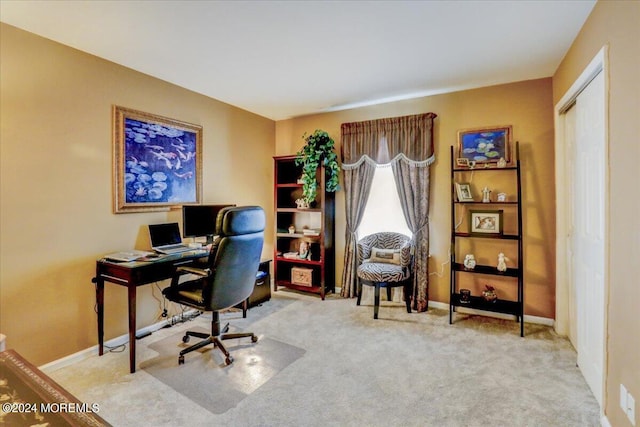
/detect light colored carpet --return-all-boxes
[45,291,600,426]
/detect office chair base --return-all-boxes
[178,330,258,366]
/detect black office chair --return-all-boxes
[162,206,265,366]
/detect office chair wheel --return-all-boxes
[251,335,258,343]
[178,355,185,365]
[182,335,190,343]
[225,356,234,366]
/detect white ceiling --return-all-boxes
[0,0,596,121]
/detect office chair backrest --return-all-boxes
[206,206,265,310]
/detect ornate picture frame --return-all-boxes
[469,209,503,235]
[112,106,202,213]
[457,125,511,164]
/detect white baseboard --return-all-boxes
[600,414,612,427]
[428,300,555,326]
[39,310,199,373]
[337,288,554,326]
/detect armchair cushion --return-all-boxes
[367,247,401,265]
[357,232,412,267]
[357,262,409,283]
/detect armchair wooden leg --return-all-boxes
[404,283,412,314]
[373,284,381,319]
[356,279,363,306]
[386,286,392,302]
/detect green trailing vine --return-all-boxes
[295,129,340,204]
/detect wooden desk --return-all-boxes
[93,250,208,373]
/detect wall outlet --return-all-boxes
[621,384,636,426]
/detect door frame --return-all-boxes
[554,46,609,408]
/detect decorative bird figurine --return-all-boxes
[497,253,508,272]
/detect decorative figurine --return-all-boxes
[463,254,476,270]
[497,192,507,202]
[468,160,477,169]
[288,225,295,234]
[482,186,492,203]
[497,157,507,168]
[298,241,309,260]
[497,252,508,272]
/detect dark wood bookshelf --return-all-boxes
[273,155,335,299]
[449,142,524,336]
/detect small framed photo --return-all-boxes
[458,125,511,164]
[455,182,474,202]
[469,210,503,235]
[455,158,469,168]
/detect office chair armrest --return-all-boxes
[176,266,212,277]
[169,265,212,288]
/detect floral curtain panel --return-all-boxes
[340,112,437,311]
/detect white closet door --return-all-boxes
[573,70,605,406]
[564,105,578,351]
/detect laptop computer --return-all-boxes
[148,222,192,254]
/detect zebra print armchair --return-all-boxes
[356,232,413,319]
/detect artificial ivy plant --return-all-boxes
[295,129,340,204]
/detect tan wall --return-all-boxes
[553,1,640,425]
[276,78,556,319]
[0,23,275,366]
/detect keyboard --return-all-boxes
[154,244,192,254]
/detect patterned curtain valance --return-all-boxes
[341,112,437,168]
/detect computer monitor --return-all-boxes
[182,204,235,244]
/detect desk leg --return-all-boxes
[96,278,104,356]
[128,285,137,374]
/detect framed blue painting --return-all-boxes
[113,106,202,213]
[457,125,512,164]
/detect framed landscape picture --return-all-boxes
[469,210,503,235]
[113,106,202,213]
[457,125,511,164]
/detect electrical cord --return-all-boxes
[152,282,169,320]
[429,247,451,278]
[103,343,126,353]
[434,169,475,276]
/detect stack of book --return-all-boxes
[302,228,320,237]
[283,252,299,259]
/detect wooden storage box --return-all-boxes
[291,267,313,287]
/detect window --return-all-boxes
[357,165,412,239]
